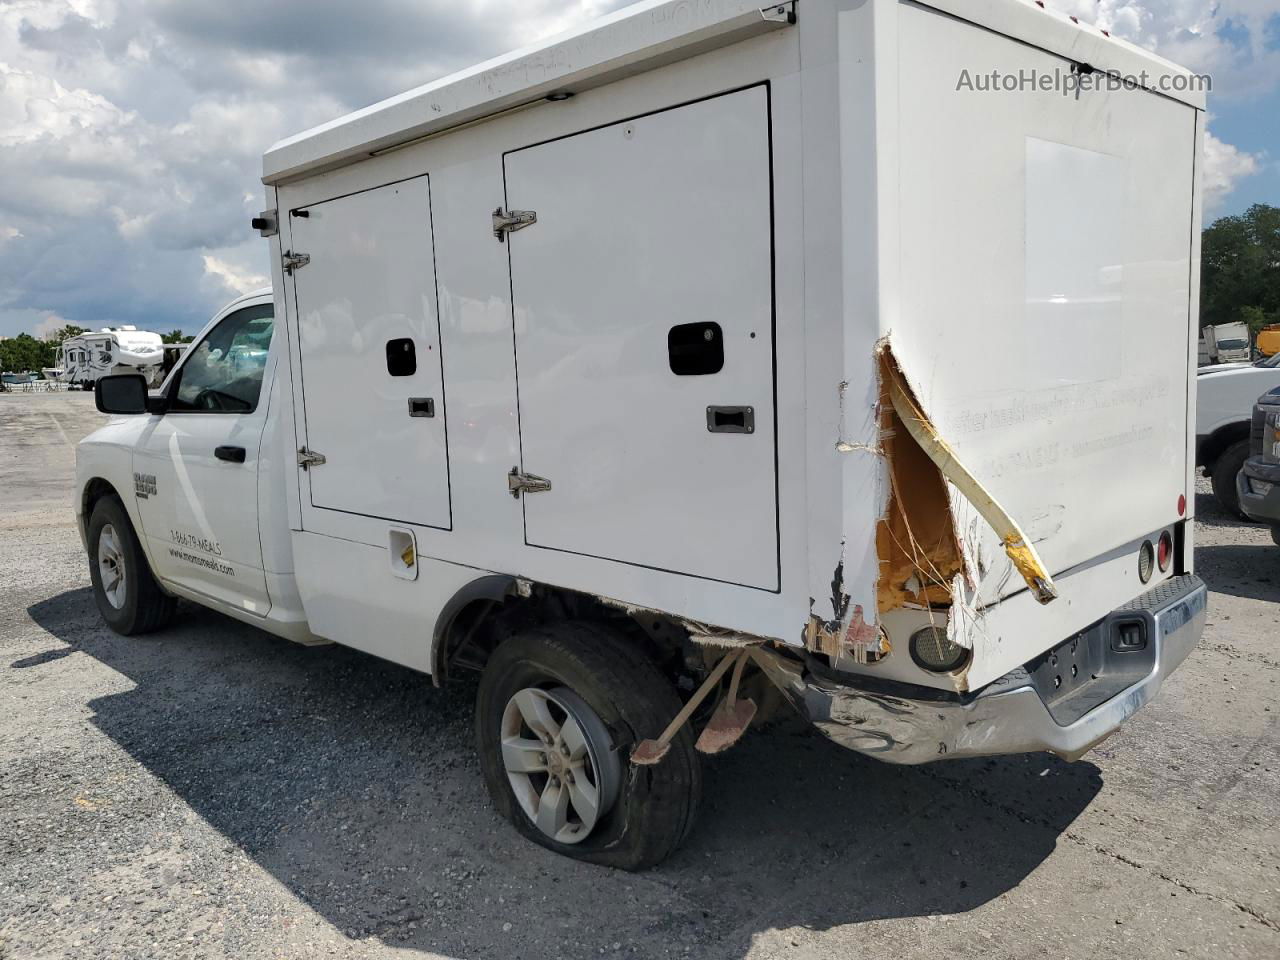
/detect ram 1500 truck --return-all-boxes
[76,0,1207,869]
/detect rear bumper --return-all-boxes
[1237,457,1280,526]
[777,575,1206,765]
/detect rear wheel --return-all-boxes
[1210,439,1251,519]
[87,496,177,635]
[475,621,701,870]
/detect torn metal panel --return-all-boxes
[811,343,1062,685]
[881,346,1058,605]
[875,349,969,613]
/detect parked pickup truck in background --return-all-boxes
[75,0,1208,869]
[1237,386,1280,546]
[1196,353,1280,516]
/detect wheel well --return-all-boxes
[431,580,693,687]
[1198,422,1250,471]
[82,477,120,520]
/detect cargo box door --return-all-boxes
[289,175,452,531]
[503,85,779,590]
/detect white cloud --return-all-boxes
[32,311,69,339]
[201,254,268,297]
[1202,131,1263,211]
[0,0,630,336]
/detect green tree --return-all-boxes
[46,324,86,344]
[1200,203,1280,333]
[161,329,192,344]
[0,333,56,372]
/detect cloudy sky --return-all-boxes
[1,0,1277,339]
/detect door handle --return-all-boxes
[706,406,755,434]
[214,445,246,463]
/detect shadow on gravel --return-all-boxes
[29,587,1101,960]
[1195,545,1280,602]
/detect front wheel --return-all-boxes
[87,496,177,635]
[1211,439,1252,519]
[475,621,701,870]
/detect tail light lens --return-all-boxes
[1157,531,1173,572]
[1138,540,1155,583]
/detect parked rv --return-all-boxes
[76,0,1207,868]
[61,327,164,389]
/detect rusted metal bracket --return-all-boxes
[695,648,757,754]
[631,648,752,765]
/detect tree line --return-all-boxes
[1200,203,1279,337]
[0,326,191,374]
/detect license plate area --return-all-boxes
[1027,611,1158,725]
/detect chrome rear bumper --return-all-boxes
[767,575,1206,765]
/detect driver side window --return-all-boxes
[170,304,274,413]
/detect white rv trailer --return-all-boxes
[61,327,164,387]
[76,0,1207,868]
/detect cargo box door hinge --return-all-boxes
[508,466,551,498]
[282,251,310,275]
[297,446,326,470]
[493,207,536,242]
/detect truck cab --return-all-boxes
[75,288,314,643]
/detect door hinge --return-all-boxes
[493,207,536,242]
[282,251,310,275]
[251,209,278,237]
[508,466,551,498]
[760,2,796,24]
[297,446,327,470]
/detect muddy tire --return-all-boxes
[475,621,701,870]
[1210,439,1251,520]
[87,495,177,635]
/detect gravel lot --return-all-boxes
[1,391,1277,960]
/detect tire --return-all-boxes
[1271,526,1280,547]
[475,621,701,870]
[1210,439,1251,519]
[87,495,177,635]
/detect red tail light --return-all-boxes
[1157,531,1173,572]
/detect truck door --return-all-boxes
[502,85,779,590]
[287,175,452,533]
[132,302,275,614]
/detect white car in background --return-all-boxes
[1196,353,1280,516]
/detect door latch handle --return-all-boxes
[508,467,552,498]
[407,397,435,418]
[214,445,246,463]
[706,406,755,434]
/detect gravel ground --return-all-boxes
[1,391,1277,960]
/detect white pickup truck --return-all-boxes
[76,0,1208,869]
[1196,354,1280,515]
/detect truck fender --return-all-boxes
[430,574,517,684]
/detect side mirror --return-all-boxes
[95,374,150,415]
